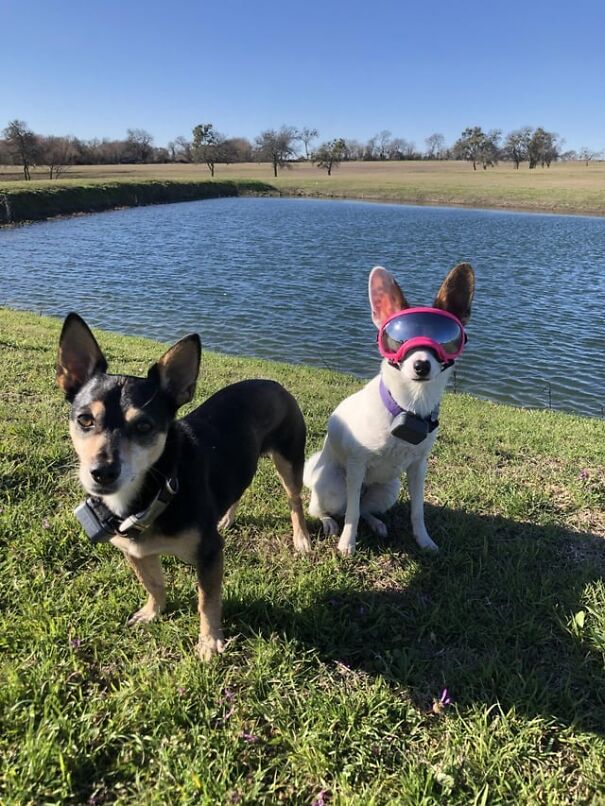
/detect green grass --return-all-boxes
[3,161,605,221]
[0,179,276,224]
[1,308,604,804]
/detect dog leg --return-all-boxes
[196,538,225,661]
[124,554,167,625]
[406,459,438,551]
[360,479,400,538]
[338,462,366,556]
[218,500,239,531]
[271,451,311,553]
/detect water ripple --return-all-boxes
[1,197,604,417]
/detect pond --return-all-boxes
[1,196,604,417]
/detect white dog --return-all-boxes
[304,262,475,555]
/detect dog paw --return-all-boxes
[338,526,356,556]
[196,635,225,661]
[320,516,339,537]
[415,534,439,551]
[363,513,388,538]
[127,605,160,626]
[293,529,312,553]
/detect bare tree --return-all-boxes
[299,127,319,159]
[125,128,154,163]
[39,135,76,179]
[376,130,392,160]
[313,138,346,175]
[255,126,299,177]
[388,138,418,160]
[3,119,38,180]
[425,133,446,160]
[578,146,596,167]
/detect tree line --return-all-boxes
[1,119,600,181]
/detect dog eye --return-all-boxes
[134,418,154,435]
[77,413,94,429]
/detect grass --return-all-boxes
[0,178,275,224]
[2,161,605,220]
[1,308,605,804]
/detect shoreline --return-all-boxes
[2,176,605,226]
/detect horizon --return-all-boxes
[3,0,605,153]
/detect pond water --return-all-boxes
[1,196,604,417]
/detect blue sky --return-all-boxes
[3,0,604,153]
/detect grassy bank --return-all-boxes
[0,178,276,224]
[2,161,605,221]
[1,308,604,803]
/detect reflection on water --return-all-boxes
[1,197,604,417]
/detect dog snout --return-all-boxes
[90,460,121,486]
[413,359,431,378]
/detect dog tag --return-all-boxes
[390,411,430,444]
[74,500,115,543]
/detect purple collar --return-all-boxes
[379,377,440,424]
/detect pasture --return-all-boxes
[2,160,605,217]
[1,309,604,803]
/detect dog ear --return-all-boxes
[433,262,475,324]
[368,266,409,328]
[56,313,108,401]
[151,334,201,409]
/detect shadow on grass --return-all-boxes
[226,504,605,735]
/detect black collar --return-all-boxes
[74,473,179,544]
[379,378,440,444]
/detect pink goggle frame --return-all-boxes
[377,306,467,366]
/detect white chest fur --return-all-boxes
[110,528,200,563]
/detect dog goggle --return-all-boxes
[378,307,466,366]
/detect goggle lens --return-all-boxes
[379,310,465,358]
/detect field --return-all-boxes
[2,160,605,217]
[1,308,604,803]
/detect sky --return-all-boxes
[2,0,604,153]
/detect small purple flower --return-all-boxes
[229,794,242,804]
[579,469,590,481]
[240,731,259,743]
[42,518,50,529]
[312,790,327,806]
[177,686,187,697]
[439,688,453,706]
[221,687,236,702]
[70,637,82,650]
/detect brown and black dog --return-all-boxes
[57,313,310,659]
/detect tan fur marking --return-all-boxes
[271,451,311,553]
[124,554,166,624]
[89,400,105,421]
[124,407,142,422]
[110,527,200,563]
[69,420,107,466]
[197,549,224,660]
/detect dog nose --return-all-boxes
[413,359,431,377]
[90,462,121,485]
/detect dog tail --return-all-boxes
[303,451,322,489]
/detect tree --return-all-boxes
[388,138,418,160]
[3,119,38,180]
[313,138,346,175]
[452,126,486,170]
[502,127,531,169]
[527,128,560,168]
[425,133,446,160]
[255,126,299,177]
[479,129,501,169]
[578,146,596,167]
[192,124,224,176]
[125,128,154,163]
[376,130,392,160]
[39,135,75,178]
[299,127,319,159]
